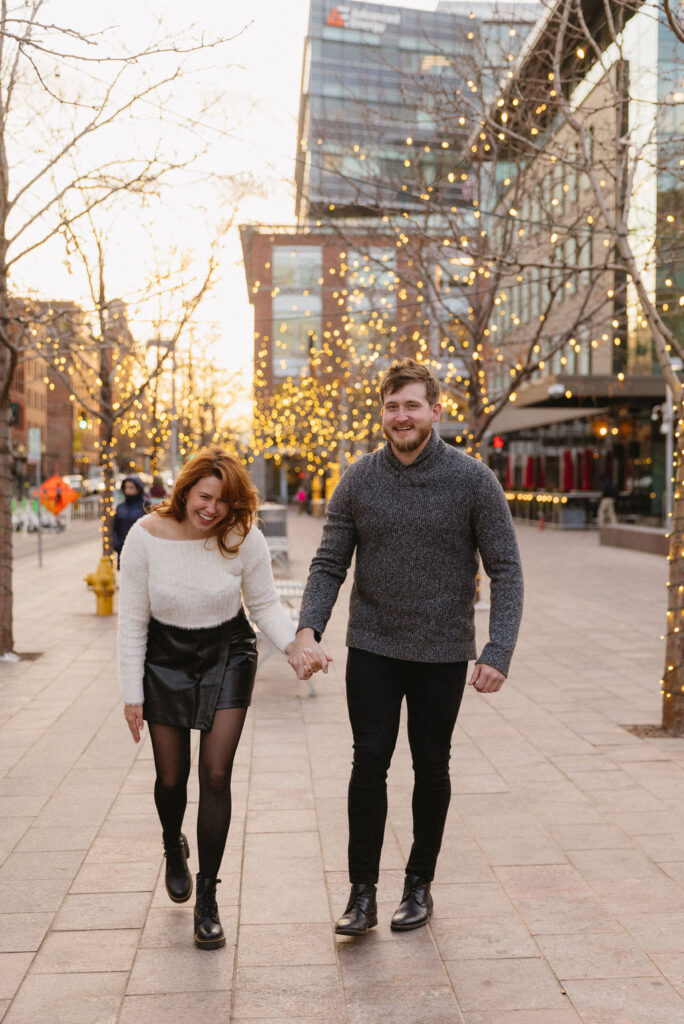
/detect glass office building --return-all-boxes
[295,0,539,221]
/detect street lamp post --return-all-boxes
[147,338,177,480]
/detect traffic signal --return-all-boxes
[78,411,88,430]
[493,435,505,450]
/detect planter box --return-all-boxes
[599,524,668,556]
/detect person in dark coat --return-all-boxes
[113,476,146,566]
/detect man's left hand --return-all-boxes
[468,663,505,693]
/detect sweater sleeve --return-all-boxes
[240,528,296,653]
[117,522,151,704]
[471,467,524,676]
[297,468,357,637]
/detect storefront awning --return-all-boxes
[486,406,608,435]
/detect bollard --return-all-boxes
[539,512,545,531]
[85,556,116,615]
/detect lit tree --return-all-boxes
[521,0,683,729]
[293,9,624,458]
[251,249,398,489]
[0,3,233,655]
[35,213,224,558]
[173,332,251,455]
[441,0,683,725]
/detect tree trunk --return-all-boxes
[662,412,684,733]
[100,432,115,559]
[0,394,13,655]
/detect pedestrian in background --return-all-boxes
[597,474,619,525]
[148,473,167,505]
[117,447,321,950]
[295,485,308,515]
[289,359,524,937]
[112,476,146,568]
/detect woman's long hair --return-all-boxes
[156,447,259,556]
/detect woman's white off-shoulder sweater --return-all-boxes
[117,519,296,705]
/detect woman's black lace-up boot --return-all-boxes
[194,873,225,949]
[163,832,192,903]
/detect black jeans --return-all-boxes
[345,647,468,885]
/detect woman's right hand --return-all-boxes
[123,704,144,743]
[286,630,332,680]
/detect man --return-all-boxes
[597,474,619,525]
[289,359,523,936]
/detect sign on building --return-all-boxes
[326,4,401,34]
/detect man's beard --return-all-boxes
[383,421,432,453]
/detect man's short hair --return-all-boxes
[379,359,441,406]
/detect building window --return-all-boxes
[272,246,322,291]
[581,226,593,289]
[270,245,323,379]
[570,237,580,296]
[578,327,592,374]
[570,147,580,205]
[272,294,321,380]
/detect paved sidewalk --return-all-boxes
[2,511,684,1023]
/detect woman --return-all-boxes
[118,447,319,950]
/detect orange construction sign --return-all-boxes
[39,475,79,515]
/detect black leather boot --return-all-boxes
[163,832,192,903]
[194,874,225,950]
[390,874,433,931]
[334,883,378,936]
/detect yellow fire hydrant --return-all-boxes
[85,556,116,616]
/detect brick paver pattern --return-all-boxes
[1,512,682,1024]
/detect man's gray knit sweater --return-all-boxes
[298,431,523,676]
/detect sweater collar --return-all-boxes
[383,429,442,474]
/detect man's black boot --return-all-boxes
[390,874,433,931]
[334,883,378,936]
[163,832,192,903]
[194,874,225,950]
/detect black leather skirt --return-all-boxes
[142,609,258,731]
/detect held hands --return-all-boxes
[123,704,144,743]
[286,628,333,681]
[468,662,506,694]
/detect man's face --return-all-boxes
[123,481,139,497]
[381,382,441,455]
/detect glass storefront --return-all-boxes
[489,405,666,522]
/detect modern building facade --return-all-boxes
[475,0,682,522]
[295,0,539,222]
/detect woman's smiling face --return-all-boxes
[183,474,229,535]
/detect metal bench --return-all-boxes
[265,536,289,571]
[258,504,289,569]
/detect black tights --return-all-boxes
[149,708,248,878]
